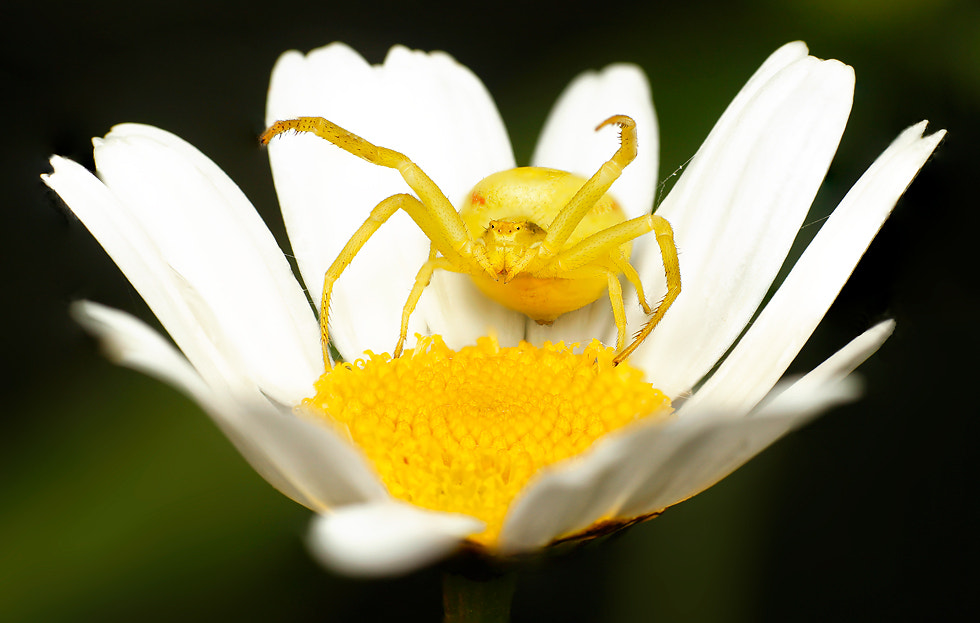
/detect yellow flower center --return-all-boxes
[303,335,672,545]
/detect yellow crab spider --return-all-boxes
[261,114,680,369]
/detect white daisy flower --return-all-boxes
[42,41,943,578]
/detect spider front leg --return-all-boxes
[542,213,681,363]
[262,117,491,368]
[507,115,637,279]
[262,117,492,273]
[545,115,638,250]
[318,194,419,368]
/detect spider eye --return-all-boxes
[515,226,521,231]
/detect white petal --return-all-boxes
[70,301,310,507]
[239,402,389,510]
[265,43,521,358]
[72,301,387,510]
[307,502,483,576]
[755,320,894,415]
[53,124,321,405]
[97,126,322,403]
[498,422,647,554]
[532,63,659,220]
[43,156,246,395]
[501,312,892,552]
[71,300,213,406]
[631,47,855,398]
[614,377,859,519]
[683,123,944,416]
[523,297,616,352]
[606,325,885,521]
[499,374,858,553]
[421,271,527,349]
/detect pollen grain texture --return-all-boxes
[304,336,672,545]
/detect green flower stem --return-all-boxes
[442,569,517,623]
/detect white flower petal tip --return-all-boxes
[70,300,210,401]
[70,300,388,512]
[532,62,658,220]
[307,503,484,577]
[757,319,894,414]
[46,125,321,406]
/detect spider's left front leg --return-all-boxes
[262,116,492,274]
[541,213,681,363]
[263,117,494,364]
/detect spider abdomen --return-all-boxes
[470,273,609,323]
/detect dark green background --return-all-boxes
[3,0,976,620]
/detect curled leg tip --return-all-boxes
[595,114,635,132]
[259,123,283,145]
